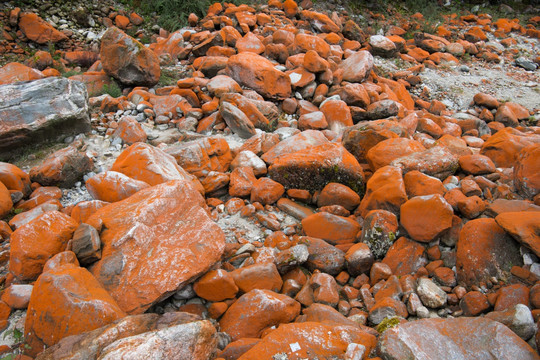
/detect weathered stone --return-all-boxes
[86,181,225,314]
[0,77,90,161]
[100,27,160,86]
[377,317,539,360]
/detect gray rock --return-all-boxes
[71,223,102,266]
[485,304,536,340]
[0,77,90,161]
[220,102,256,139]
[416,277,447,308]
[377,317,539,360]
[515,57,538,71]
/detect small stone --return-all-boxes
[416,278,447,308]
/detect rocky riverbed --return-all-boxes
[0,0,539,359]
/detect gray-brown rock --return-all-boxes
[377,317,539,360]
[71,223,101,266]
[0,77,90,161]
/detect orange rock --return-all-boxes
[193,269,239,301]
[232,262,283,293]
[0,163,31,196]
[357,165,407,218]
[298,111,328,130]
[24,254,125,357]
[464,27,488,42]
[382,236,427,276]
[301,212,361,245]
[514,144,540,199]
[294,33,331,58]
[29,146,93,188]
[115,14,130,29]
[317,183,360,211]
[129,12,144,26]
[100,27,160,87]
[225,52,291,100]
[10,211,78,281]
[268,142,364,194]
[400,194,453,243]
[70,200,109,224]
[0,284,32,309]
[480,128,540,168]
[0,181,12,219]
[456,218,522,287]
[494,284,530,311]
[473,93,499,109]
[112,116,147,145]
[239,321,376,360]
[303,50,330,73]
[87,181,225,314]
[460,291,490,316]
[18,13,68,44]
[495,212,540,258]
[403,170,445,197]
[250,178,285,205]
[283,0,299,18]
[366,138,425,171]
[219,289,300,341]
[0,62,44,85]
[339,50,374,83]
[458,154,496,175]
[110,142,203,192]
[320,99,353,131]
[236,32,265,54]
[86,171,150,203]
[68,71,112,97]
[229,167,257,198]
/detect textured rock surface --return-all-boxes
[0,77,90,160]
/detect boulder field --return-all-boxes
[0,0,539,359]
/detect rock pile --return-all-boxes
[0,0,538,359]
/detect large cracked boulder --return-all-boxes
[377,317,539,360]
[0,77,90,161]
[100,27,161,87]
[86,180,225,314]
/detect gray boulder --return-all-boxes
[0,77,90,161]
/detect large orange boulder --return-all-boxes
[294,33,331,58]
[480,128,540,168]
[319,99,353,131]
[261,130,328,165]
[0,62,44,85]
[378,317,539,360]
[400,194,453,243]
[10,211,78,281]
[219,289,300,341]
[225,52,291,100]
[24,253,125,357]
[85,171,150,202]
[18,13,68,44]
[86,180,225,314]
[357,165,407,218]
[456,218,522,287]
[513,144,540,199]
[239,322,376,360]
[268,143,364,194]
[110,142,203,193]
[100,27,160,87]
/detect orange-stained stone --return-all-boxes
[0,62,44,85]
[86,171,150,203]
[193,269,239,301]
[10,211,78,281]
[302,212,361,245]
[400,194,453,243]
[18,13,68,44]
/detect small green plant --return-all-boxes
[101,81,123,98]
[158,68,178,87]
[1,327,31,359]
[376,316,401,333]
[62,70,83,78]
